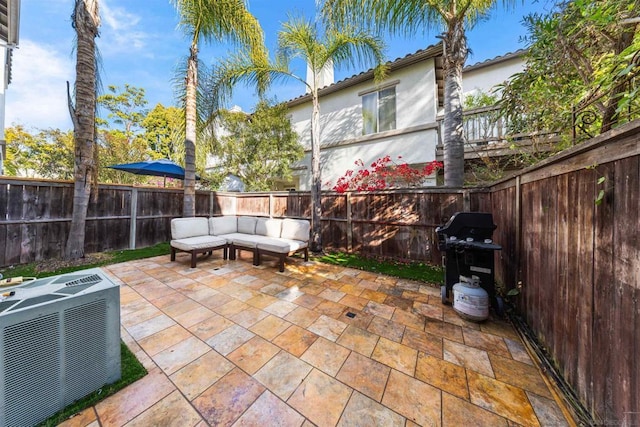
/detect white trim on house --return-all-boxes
[357,79,400,96]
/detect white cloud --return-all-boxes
[100,0,147,53]
[5,39,75,130]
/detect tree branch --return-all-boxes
[67,80,80,130]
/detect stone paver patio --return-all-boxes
[58,252,570,427]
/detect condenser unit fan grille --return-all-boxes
[3,313,63,427]
[64,300,109,404]
[59,273,102,287]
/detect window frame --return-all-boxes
[360,81,398,135]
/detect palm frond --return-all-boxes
[321,0,517,34]
[172,0,266,57]
[204,51,299,115]
[323,26,387,79]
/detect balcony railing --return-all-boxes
[435,105,558,161]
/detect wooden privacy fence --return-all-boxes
[0,181,236,266]
[233,190,490,265]
[0,178,488,268]
[490,121,639,425]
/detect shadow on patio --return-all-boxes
[59,253,570,427]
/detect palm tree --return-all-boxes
[171,0,265,217]
[65,0,100,260]
[209,16,386,252]
[322,0,518,187]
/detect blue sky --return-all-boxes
[6,0,553,131]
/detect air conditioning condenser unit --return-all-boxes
[0,268,121,427]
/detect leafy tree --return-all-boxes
[321,0,519,187]
[66,0,100,260]
[142,103,185,162]
[4,126,74,179]
[4,126,39,177]
[208,15,386,252]
[464,91,499,109]
[213,101,303,191]
[171,0,266,217]
[97,84,148,141]
[500,0,640,143]
[94,84,156,184]
[96,131,149,184]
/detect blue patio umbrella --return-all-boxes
[108,159,199,186]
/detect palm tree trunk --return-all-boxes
[442,20,467,188]
[183,43,198,217]
[65,0,99,260]
[310,90,322,252]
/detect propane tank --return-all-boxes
[453,275,489,322]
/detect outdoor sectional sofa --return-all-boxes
[170,216,310,271]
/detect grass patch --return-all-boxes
[1,242,170,279]
[38,341,147,427]
[315,252,443,284]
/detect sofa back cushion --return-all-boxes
[172,217,209,240]
[238,216,258,234]
[256,218,283,238]
[281,218,310,242]
[209,216,237,235]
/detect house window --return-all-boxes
[362,87,396,135]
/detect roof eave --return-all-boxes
[9,0,20,46]
[1,0,20,46]
[463,49,527,73]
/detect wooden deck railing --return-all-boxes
[435,105,559,160]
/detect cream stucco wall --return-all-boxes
[290,58,440,191]
[462,55,525,99]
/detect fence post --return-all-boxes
[129,187,138,249]
[463,190,471,211]
[514,175,521,288]
[346,192,353,252]
[269,194,274,218]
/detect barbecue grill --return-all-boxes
[436,212,503,314]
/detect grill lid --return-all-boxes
[436,212,499,250]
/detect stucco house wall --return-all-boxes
[289,47,442,191]
[462,51,525,99]
[287,46,526,191]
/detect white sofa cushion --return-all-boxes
[238,216,258,234]
[257,238,307,254]
[171,235,227,251]
[209,216,237,235]
[281,219,310,242]
[171,217,209,240]
[231,234,272,248]
[256,218,283,238]
[215,232,246,244]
